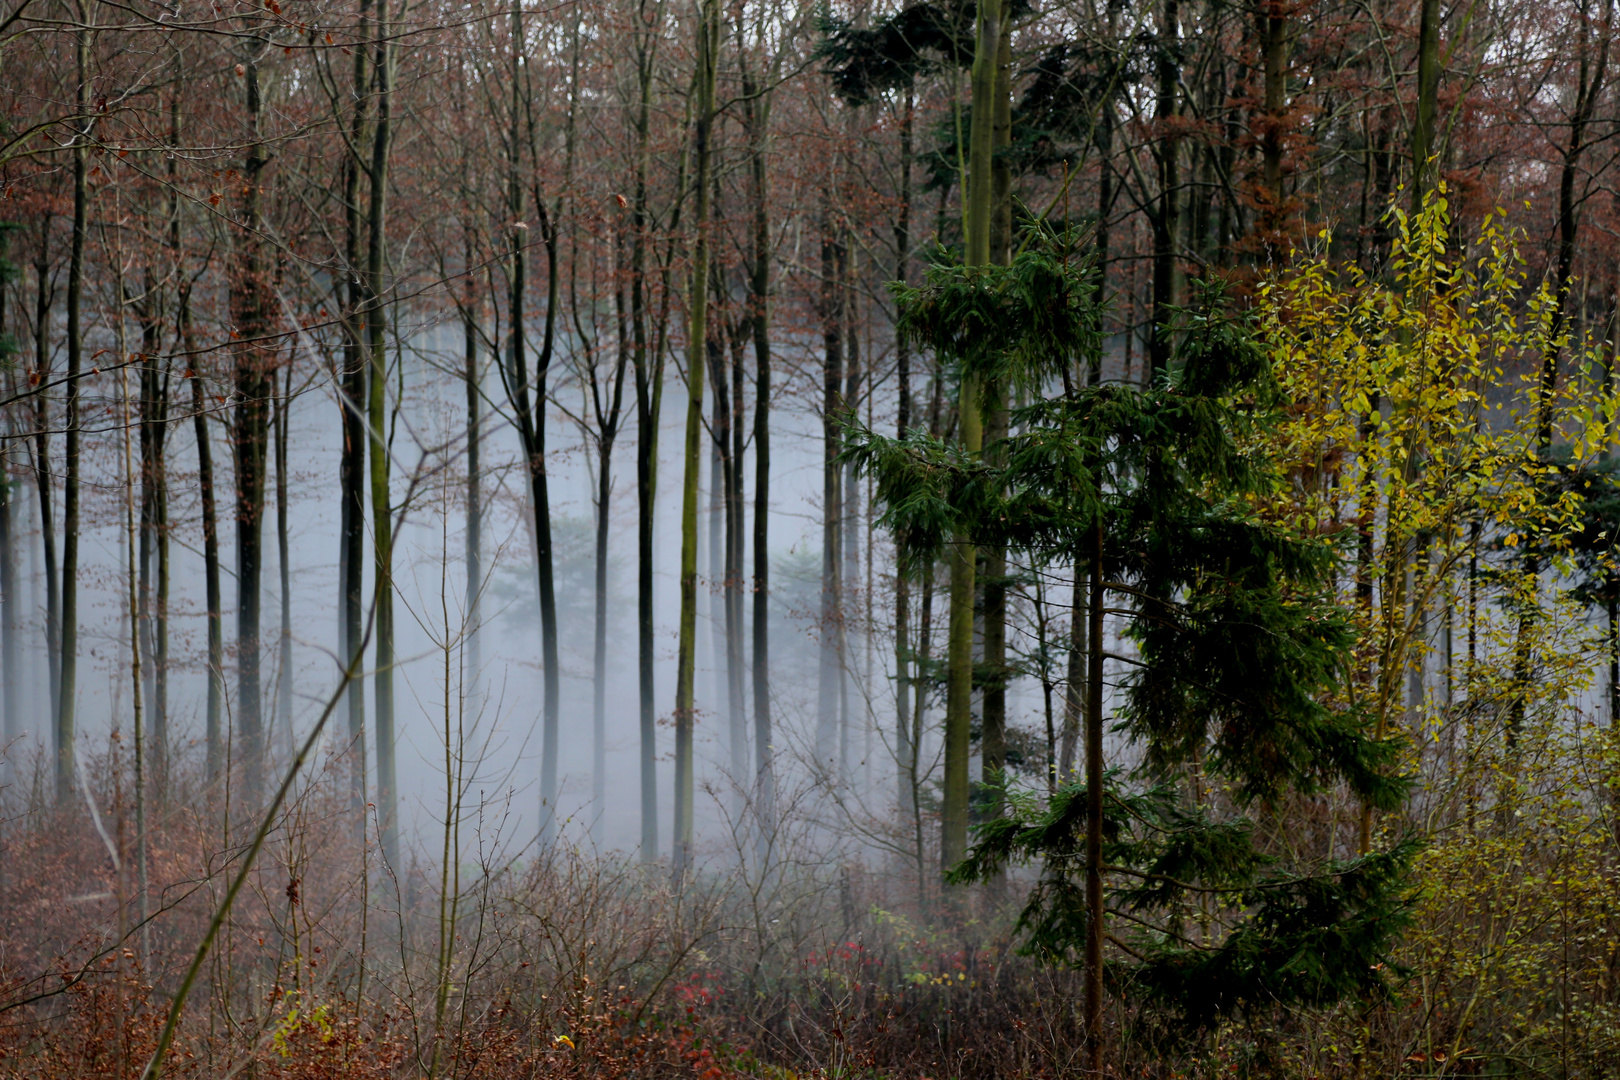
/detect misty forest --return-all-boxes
[6,0,1620,1074]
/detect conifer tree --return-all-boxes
[847,224,1411,1059]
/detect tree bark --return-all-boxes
[674,0,718,878]
[1148,0,1181,382]
[631,0,664,861]
[230,49,273,807]
[744,53,775,845]
[57,14,89,803]
[365,0,398,869]
[187,345,225,789]
[894,85,914,818]
[339,0,371,821]
[817,211,845,779]
[943,0,999,875]
[30,245,60,733]
[1082,522,1106,1075]
[275,360,293,759]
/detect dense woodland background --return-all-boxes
[4,0,1620,1074]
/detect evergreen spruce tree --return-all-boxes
[846,222,1413,1048]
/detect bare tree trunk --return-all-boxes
[631,1,665,860]
[275,360,293,758]
[894,85,914,818]
[365,0,398,870]
[842,247,862,786]
[817,212,845,779]
[743,51,775,845]
[30,245,60,733]
[1082,523,1106,1074]
[340,0,371,820]
[230,48,273,807]
[674,0,718,878]
[593,227,630,833]
[0,411,15,751]
[944,0,999,873]
[57,13,89,803]
[187,338,225,788]
[463,297,482,707]
[1058,558,1085,781]
[135,288,171,791]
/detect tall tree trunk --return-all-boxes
[817,214,845,779]
[1408,0,1442,215]
[1149,0,1181,382]
[728,290,747,809]
[340,0,371,820]
[1058,561,1085,780]
[842,246,862,784]
[981,14,1014,825]
[58,14,89,803]
[187,330,225,788]
[709,372,727,739]
[943,0,999,874]
[894,85,915,818]
[0,412,15,751]
[275,360,293,758]
[631,0,668,860]
[463,297,482,712]
[30,246,60,732]
[674,0,718,878]
[710,305,746,791]
[745,60,774,844]
[135,292,171,790]
[1259,0,1289,230]
[1082,522,1106,1074]
[230,50,272,807]
[366,0,398,870]
[531,204,562,847]
[593,226,631,833]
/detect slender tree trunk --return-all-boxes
[1408,0,1442,215]
[632,10,663,861]
[745,66,775,845]
[1149,0,1181,381]
[183,297,225,787]
[1083,522,1106,1075]
[1259,0,1289,226]
[943,0,999,874]
[275,361,293,757]
[366,0,398,869]
[842,247,862,784]
[58,15,89,803]
[593,234,630,833]
[710,310,746,791]
[532,206,563,847]
[30,249,60,732]
[464,300,482,709]
[1092,1,1116,380]
[340,0,371,820]
[709,368,727,741]
[817,213,845,778]
[981,20,1014,825]
[136,298,171,789]
[0,422,15,751]
[674,0,718,878]
[1059,558,1086,780]
[894,86,914,817]
[230,51,273,807]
